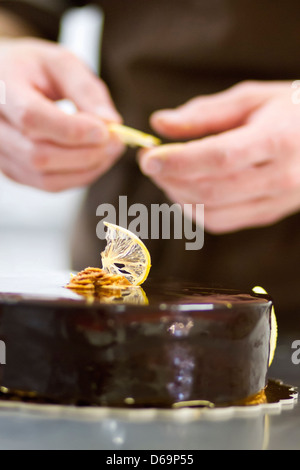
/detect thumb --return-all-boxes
[46,48,122,123]
[150,81,277,140]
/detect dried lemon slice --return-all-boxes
[108,123,161,148]
[97,286,149,305]
[101,222,151,286]
[252,286,278,367]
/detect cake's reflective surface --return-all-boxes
[0,272,273,408]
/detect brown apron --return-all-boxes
[3,0,300,318]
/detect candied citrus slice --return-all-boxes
[252,286,278,367]
[108,123,161,148]
[101,222,151,286]
[98,286,149,305]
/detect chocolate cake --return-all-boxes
[0,272,273,408]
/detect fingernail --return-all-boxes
[142,157,162,175]
[95,105,122,123]
[152,110,178,124]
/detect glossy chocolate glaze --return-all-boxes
[0,273,272,407]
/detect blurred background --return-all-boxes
[0,5,103,273]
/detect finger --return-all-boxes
[45,49,122,122]
[33,166,114,192]
[32,140,124,173]
[139,123,276,179]
[2,84,110,146]
[0,116,125,172]
[22,139,124,173]
[0,152,31,185]
[0,116,32,157]
[0,151,113,193]
[164,186,300,234]
[151,158,300,208]
[203,189,300,234]
[150,81,285,139]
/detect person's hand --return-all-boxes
[139,81,300,233]
[0,38,124,192]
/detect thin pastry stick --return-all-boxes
[108,123,161,148]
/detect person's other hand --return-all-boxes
[139,81,300,233]
[0,38,124,192]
